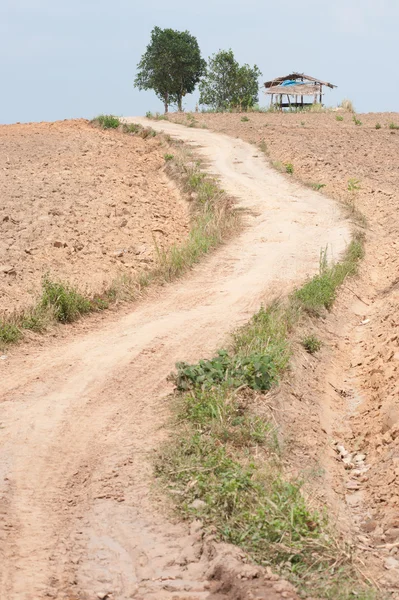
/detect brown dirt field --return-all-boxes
[169,110,399,591]
[0,119,189,313]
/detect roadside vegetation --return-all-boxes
[0,119,238,351]
[157,232,377,599]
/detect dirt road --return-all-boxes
[0,119,349,600]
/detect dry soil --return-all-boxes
[0,119,189,313]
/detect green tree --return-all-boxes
[134,27,206,113]
[199,50,261,111]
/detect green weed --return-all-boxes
[352,115,362,126]
[285,163,294,174]
[348,178,361,192]
[301,334,322,354]
[241,116,250,122]
[164,153,174,161]
[389,122,399,130]
[375,123,381,130]
[336,115,344,122]
[308,182,326,191]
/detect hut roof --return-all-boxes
[265,83,324,96]
[264,72,336,90]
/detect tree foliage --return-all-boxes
[199,50,261,111]
[134,27,206,112]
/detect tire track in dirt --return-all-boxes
[0,119,349,600]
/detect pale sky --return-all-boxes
[1,0,398,124]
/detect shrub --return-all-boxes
[164,153,174,161]
[92,114,120,129]
[352,115,362,126]
[336,114,344,122]
[301,334,322,354]
[389,122,399,130]
[375,123,381,130]
[241,116,249,122]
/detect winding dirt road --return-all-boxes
[0,120,349,600]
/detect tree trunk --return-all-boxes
[178,95,183,112]
[164,92,169,114]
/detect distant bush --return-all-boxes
[389,122,399,130]
[92,114,121,129]
[375,122,382,130]
[336,115,344,122]
[352,115,362,126]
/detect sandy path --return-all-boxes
[0,119,349,600]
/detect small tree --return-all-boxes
[199,49,261,111]
[134,27,206,113]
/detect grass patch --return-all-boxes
[158,230,372,598]
[375,122,381,130]
[40,277,92,323]
[294,238,364,316]
[336,114,344,122]
[241,116,250,122]
[91,114,121,129]
[389,122,399,130]
[352,115,362,126]
[0,321,21,346]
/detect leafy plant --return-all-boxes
[241,115,249,122]
[301,334,322,354]
[352,115,362,126]
[199,49,261,111]
[375,122,381,130]
[348,178,360,192]
[164,153,174,161]
[135,27,206,112]
[175,349,279,392]
[336,114,344,122]
[285,163,294,174]
[145,111,153,118]
[389,122,399,130]
[91,115,120,129]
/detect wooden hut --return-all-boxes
[264,72,337,110]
